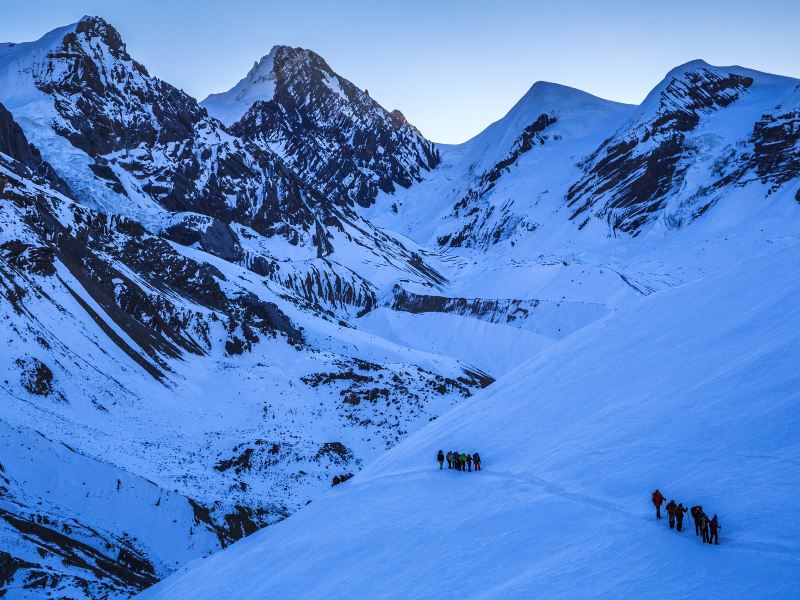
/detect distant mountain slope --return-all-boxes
[432,82,634,247]
[566,61,799,234]
[139,239,800,600]
[369,62,799,250]
[0,17,331,250]
[203,45,439,209]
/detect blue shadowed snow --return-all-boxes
[139,241,800,599]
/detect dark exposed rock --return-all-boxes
[214,448,254,474]
[222,505,267,541]
[1,550,36,589]
[0,240,56,276]
[480,113,557,187]
[314,442,352,464]
[164,214,244,262]
[15,357,54,397]
[0,508,157,592]
[749,89,800,190]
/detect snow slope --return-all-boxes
[141,240,800,599]
[364,82,634,246]
[201,49,278,126]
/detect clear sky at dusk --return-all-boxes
[1,0,798,143]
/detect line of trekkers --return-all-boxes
[437,450,481,472]
[651,489,721,544]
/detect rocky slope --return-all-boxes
[203,45,439,209]
[566,61,799,234]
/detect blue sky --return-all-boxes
[1,0,798,143]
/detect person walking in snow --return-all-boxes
[460,452,467,472]
[473,452,481,471]
[699,510,710,543]
[665,499,677,529]
[675,503,688,532]
[652,489,665,519]
[708,515,721,545]
[690,505,703,536]
[446,451,452,469]
[437,449,445,470]
[465,453,472,472]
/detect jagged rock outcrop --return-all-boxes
[204,45,439,209]
[0,16,335,252]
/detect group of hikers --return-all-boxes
[651,489,721,544]
[437,449,481,472]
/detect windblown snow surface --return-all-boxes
[140,227,800,598]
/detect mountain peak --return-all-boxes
[203,45,345,126]
[73,15,126,54]
[202,53,278,125]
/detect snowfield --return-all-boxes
[140,238,800,599]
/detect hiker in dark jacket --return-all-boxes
[652,489,665,519]
[473,452,481,471]
[452,451,459,471]
[446,451,452,469]
[699,511,710,543]
[437,450,445,470]
[675,503,688,531]
[665,500,677,529]
[465,453,472,472]
[690,506,702,535]
[708,515,721,545]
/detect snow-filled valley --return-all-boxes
[0,15,798,599]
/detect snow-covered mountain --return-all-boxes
[1,14,799,600]
[202,45,439,209]
[566,61,799,234]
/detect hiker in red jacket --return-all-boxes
[465,453,472,472]
[708,515,721,545]
[651,489,666,519]
[665,499,677,529]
